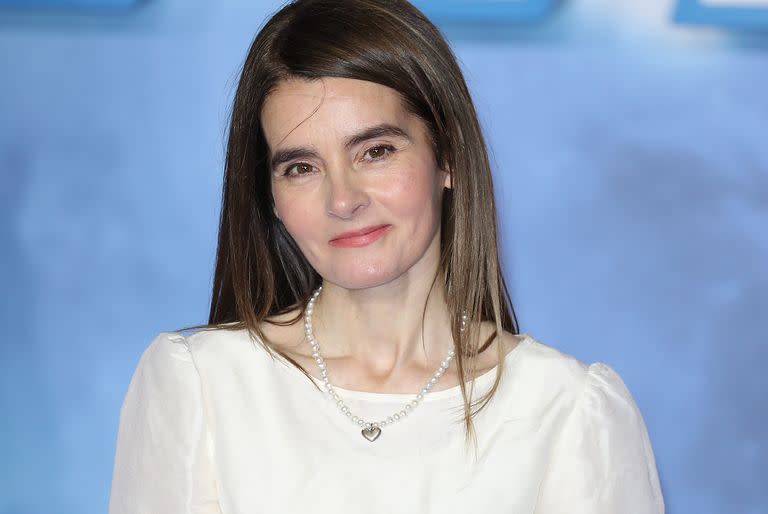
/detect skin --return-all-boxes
[260,77,518,393]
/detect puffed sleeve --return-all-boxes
[108,332,222,514]
[534,363,665,514]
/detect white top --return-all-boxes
[108,328,664,514]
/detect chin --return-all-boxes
[322,261,405,291]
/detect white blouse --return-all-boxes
[108,328,664,514]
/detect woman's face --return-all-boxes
[261,77,449,290]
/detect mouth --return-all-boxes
[329,224,392,248]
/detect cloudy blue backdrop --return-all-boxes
[0,0,765,513]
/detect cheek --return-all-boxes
[273,188,320,247]
[380,162,443,224]
[273,189,297,219]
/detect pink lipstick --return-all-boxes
[329,224,391,248]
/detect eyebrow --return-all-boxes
[269,123,412,172]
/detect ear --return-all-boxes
[442,167,452,190]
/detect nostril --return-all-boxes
[326,189,369,220]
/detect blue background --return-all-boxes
[1,0,766,513]
[675,0,768,28]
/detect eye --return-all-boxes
[363,144,395,162]
[283,162,316,177]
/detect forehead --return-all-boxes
[260,77,415,149]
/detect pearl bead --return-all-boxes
[416,393,423,400]
[357,419,363,425]
[399,410,407,417]
[410,400,418,408]
[352,416,359,423]
[387,416,394,423]
[421,388,429,395]
[405,404,412,410]
[393,413,400,420]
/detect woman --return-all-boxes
[109,0,664,512]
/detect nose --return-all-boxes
[325,170,369,220]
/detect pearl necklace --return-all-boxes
[304,286,466,442]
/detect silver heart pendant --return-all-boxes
[361,426,382,442]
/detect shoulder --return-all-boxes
[132,331,194,377]
[129,327,270,382]
[112,333,221,512]
[502,333,636,419]
[118,332,208,426]
[138,326,251,358]
[507,333,589,391]
[182,325,255,356]
[166,322,308,377]
[524,336,665,511]
[513,332,630,388]
[134,312,313,385]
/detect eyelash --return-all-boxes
[282,144,396,177]
[363,144,396,162]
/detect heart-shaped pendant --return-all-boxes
[361,425,382,442]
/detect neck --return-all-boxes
[311,273,453,375]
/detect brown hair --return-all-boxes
[192,0,519,452]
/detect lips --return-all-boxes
[329,224,391,248]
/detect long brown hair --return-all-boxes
[193,0,519,451]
